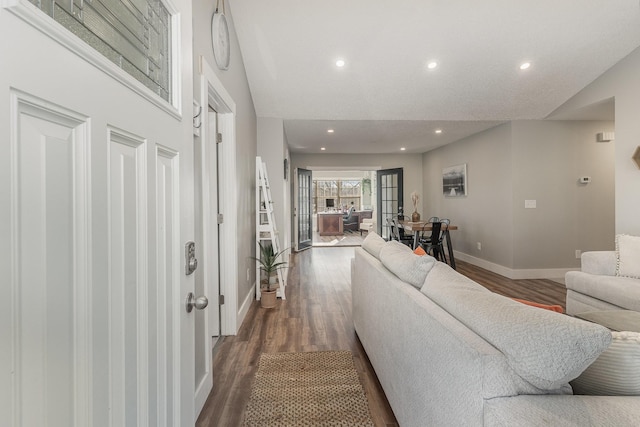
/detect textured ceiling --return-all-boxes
[228,0,640,154]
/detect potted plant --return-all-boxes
[251,241,288,308]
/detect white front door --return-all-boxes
[0,5,194,427]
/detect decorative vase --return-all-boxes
[412,211,421,222]
[260,288,278,308]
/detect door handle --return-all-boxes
[185,292,209,313]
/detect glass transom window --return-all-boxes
[29,0,173,102]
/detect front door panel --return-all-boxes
[0,6,191,426]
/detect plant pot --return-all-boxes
[412,211,421,222]
[260,288,278,309]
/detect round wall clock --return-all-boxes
[211,10,230,70]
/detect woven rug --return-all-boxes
[242,350,374,426]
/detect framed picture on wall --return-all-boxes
[442,164,467,197]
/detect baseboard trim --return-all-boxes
[453,251,579,280]
[236,282,255,334]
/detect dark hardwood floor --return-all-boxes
[196,247,567,426]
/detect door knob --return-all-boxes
[185,292,209,313]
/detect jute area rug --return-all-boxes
[242,350,375,426]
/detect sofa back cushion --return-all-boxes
[361,231,386,259]
[421,263,612,390]
[379,240,436,289]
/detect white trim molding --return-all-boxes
[199,56,240,335]
[454,251,578,280]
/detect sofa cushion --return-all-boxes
[581,251,617,276]
[616,234,640,279]
[422,263,612,390]
[565,271,640,312]
[571,331,640,395]
[379,241,436,289]
[511,298,564,313]
[361,231,386,259]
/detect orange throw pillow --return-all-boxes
[512,298,564,314]
[413,246,427,256]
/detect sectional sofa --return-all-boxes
[565,250,640,315]
[352,233,640,426]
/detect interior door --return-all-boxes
[193,106,220,414]
[294,168,313,251]
[0,6,193,427]
[377,168,404,240]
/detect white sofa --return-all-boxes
[352,235,640,426]
[565,251,640,315]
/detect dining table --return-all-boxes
[398,220,458,269]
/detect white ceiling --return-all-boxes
[228,0,640,154]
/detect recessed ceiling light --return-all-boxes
[427,62,438,69]
[327,129,334,133]
[520,62,531,70]
[435,129,443,134]
[400,147,406,151]
[335,59,345,67]
[321,147,326,151]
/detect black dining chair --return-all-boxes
[387,217,413,246]
[419,220,442,260]
[435,219,450,264]
[417,217,439,248]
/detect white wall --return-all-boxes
[422,120,615,277]
[422,124,514,267]
[257,118,290,266]
[551,46,640,236]
[511,120,615,269]
[193,3,258,317]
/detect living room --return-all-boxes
[4,0,640,425]
[224,2,640,424]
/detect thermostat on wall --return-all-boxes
[579,176,591,184]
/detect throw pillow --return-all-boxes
[361,231,386,259]
[571,331,640,395]
[615,234,640,279]
[511,298,564,314]
[379,241,436,289]
[413,246,427,256]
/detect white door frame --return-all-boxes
[199,56,238,336]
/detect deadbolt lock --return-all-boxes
[185,241,198,275]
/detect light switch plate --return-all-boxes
[524,200,537,209]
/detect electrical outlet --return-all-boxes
[575,250,581,259]
[246,267,250,281]
[477,242,482,250]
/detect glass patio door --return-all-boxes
[377,168,404,240]
[295,168,313,250]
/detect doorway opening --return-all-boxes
[296,170,376,248]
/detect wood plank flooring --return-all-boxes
[195,247,567,426]
[312,229,366,247]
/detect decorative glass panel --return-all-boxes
[29,0,173,102]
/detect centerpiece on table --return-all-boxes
[411,191,421,222]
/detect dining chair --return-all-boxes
[435,219,450,264]
[417,217,440,248]
[419,221,442,260]
[388,217,413,246]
